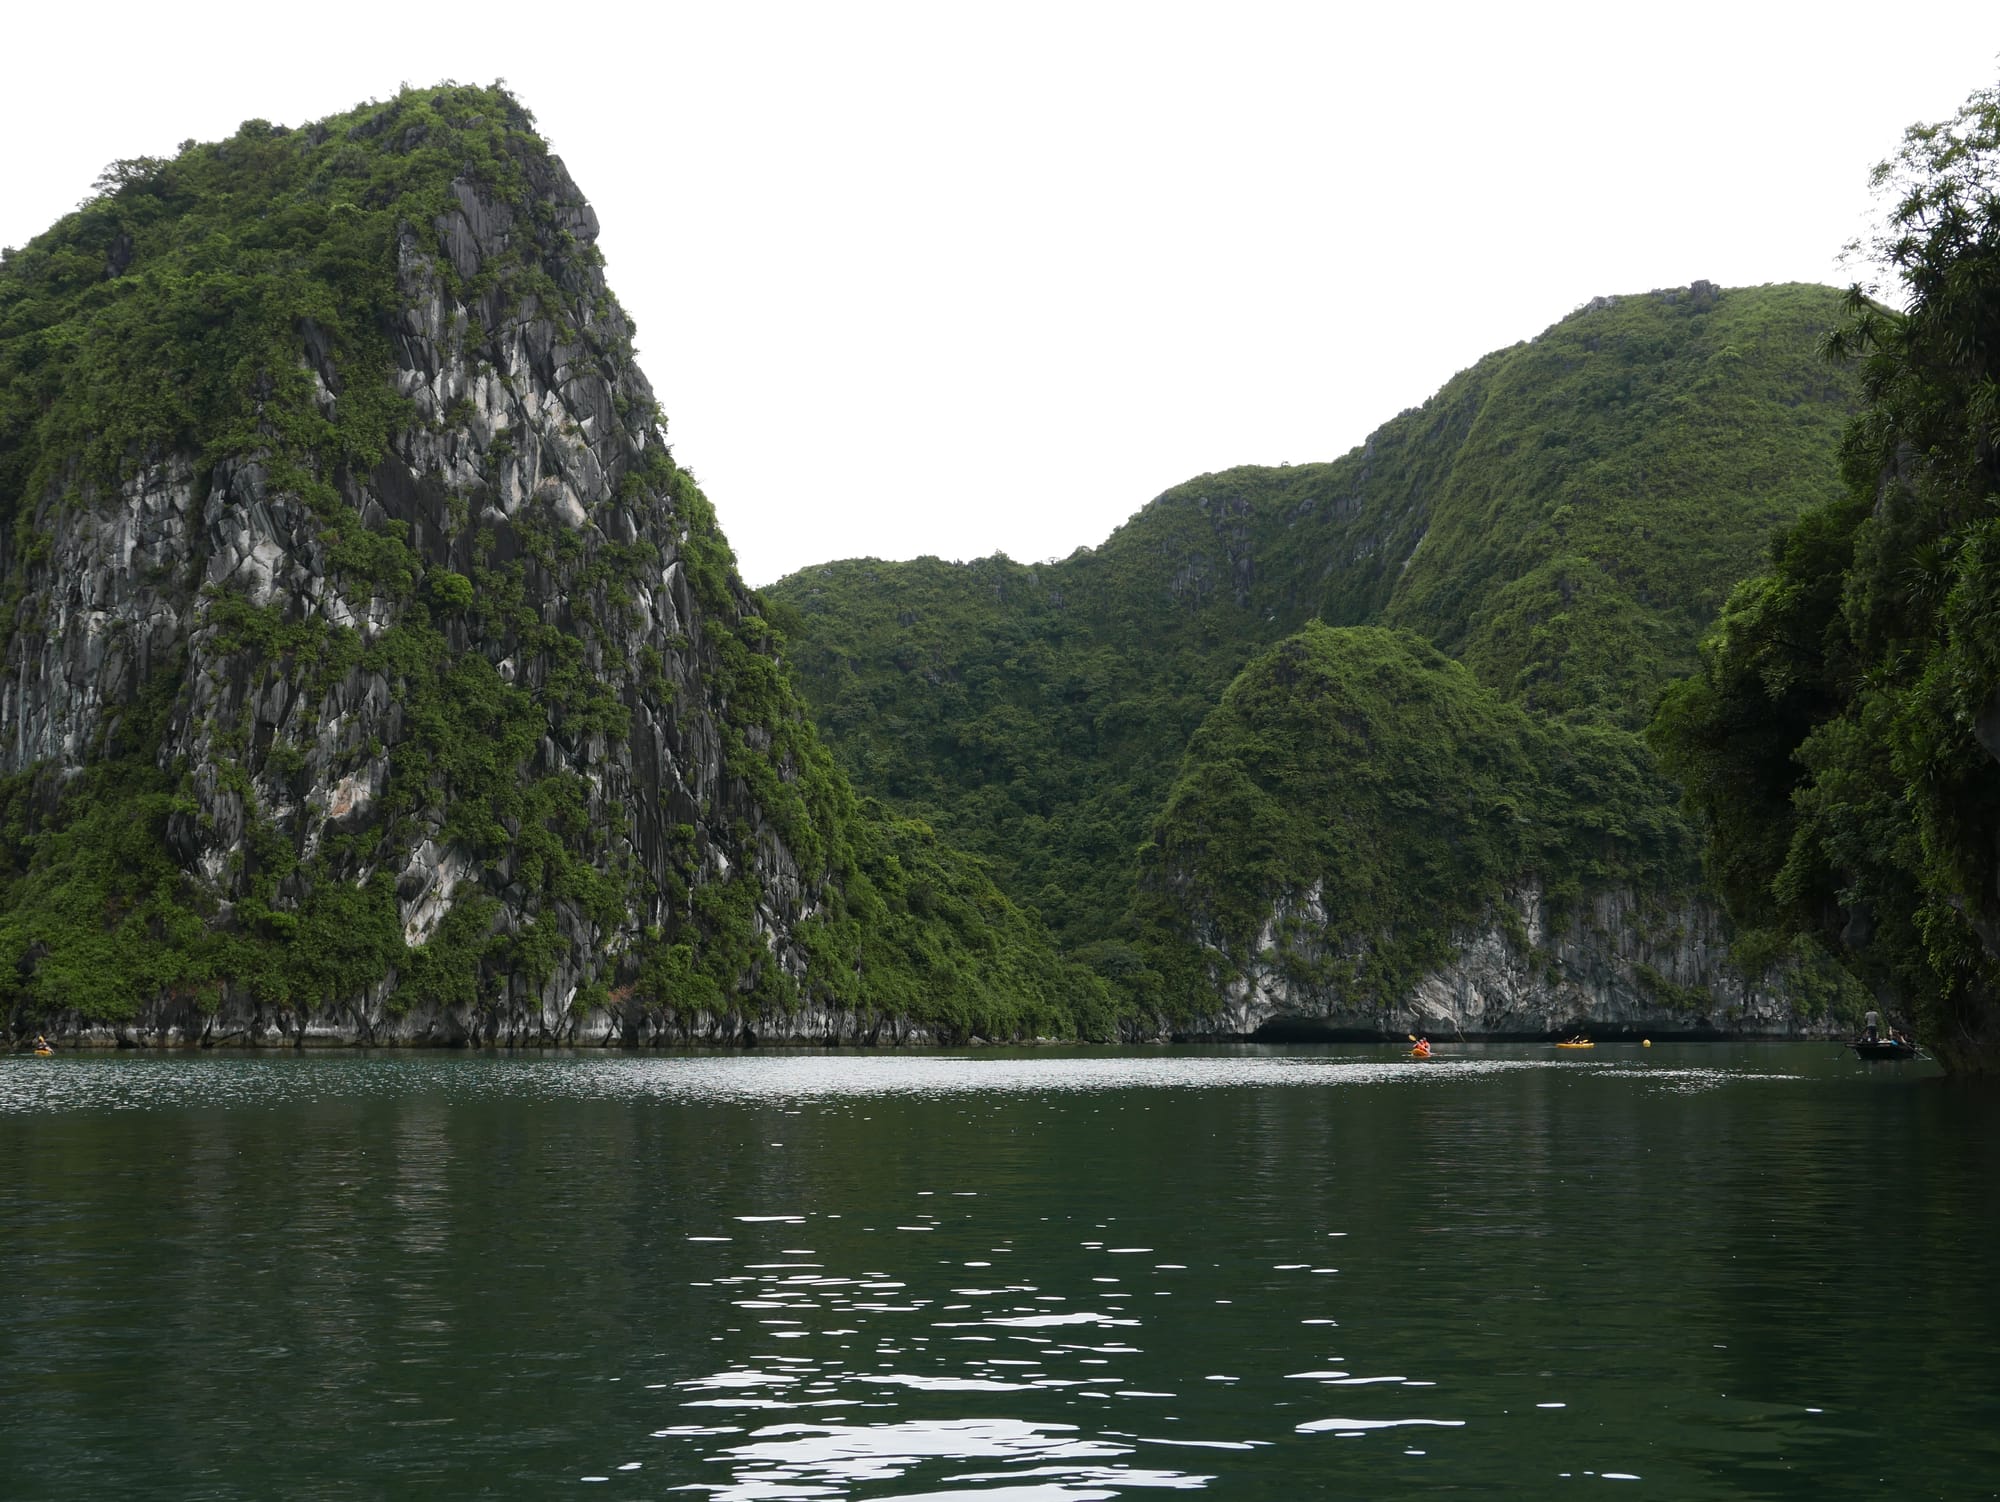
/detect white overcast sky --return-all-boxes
[5,3,1998,585]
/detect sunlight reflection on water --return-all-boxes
[692,1416,1180,1501]
[636,1150,1477,1500]
[0,1049,1801,1115]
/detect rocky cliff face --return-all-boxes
[0,86,1095,1047]
[1182,880,1848,1041]
[1122,624,1866,1043]
[0,106,780,1041]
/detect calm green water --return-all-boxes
[1,1044,1993,1499]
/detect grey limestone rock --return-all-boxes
[1174,879,1846,1042]
[2,146,843,1049]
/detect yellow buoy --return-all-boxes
[1642,1039,1652,1047]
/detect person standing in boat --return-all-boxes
[1862,1008,1881,1043]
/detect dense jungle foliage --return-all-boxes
[768,284,1861,962]
[1651,80,2000,1071]
[0,84,1108,1039]
[1122,624,1697,1015]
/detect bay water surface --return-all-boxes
[1,1043,1993,1498]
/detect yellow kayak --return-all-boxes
[32,1048,53,1057]
[1555,1040,1594,1049]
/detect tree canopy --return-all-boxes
[1651,79,2000,1071]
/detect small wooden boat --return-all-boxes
[1851,1038,1919,1061]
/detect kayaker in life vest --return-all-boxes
[1412,1036,1431,1057]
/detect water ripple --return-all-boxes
[7,1042,1977,1501]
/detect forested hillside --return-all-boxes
[1128,624,1698,1012]
[768,283,1861,962]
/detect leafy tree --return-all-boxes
[1652,80,2000,1071]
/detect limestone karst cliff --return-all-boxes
[1128,625,1860,1042]
[0,85,1105,1045]
[1194,882,1845,1042]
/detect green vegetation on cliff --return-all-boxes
[0,98,464,531]
[1128,624,1694,1012]
[0,84,1105,1041]
[769,283,1860,953]
[0,78,1915,1046]
[1651,80,2000,1071]
[1379,282,1857,722]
